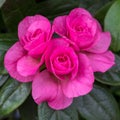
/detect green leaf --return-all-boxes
[38,85,120,120]
[0,51,8,75]
[110,86,120,96]
[38,101,84,120]
[1,0,112,32]
[1,0,24,32]
[0,33,17,51]
[104,0,120,52]
[0,77,31,118]
[0,75,9,87]
[19,96,38,120]
[77,85,120,120]
[1,0,78,32]
[0,0,6,8]
[95,1,113,26]
[0,10,7,33]
[38,103,85,120]
[95,55,120,86]
[79,0,111,15]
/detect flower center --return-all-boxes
[54,54,70,69]
[31,29,42,39]
[75,25,84,32]
[57,55,68,63]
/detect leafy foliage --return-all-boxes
[0,77,31,118]
[105,0,120,52]
[38,85,120,120]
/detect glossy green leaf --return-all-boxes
[38,100,84,120]
[0,10,7,33]
[0,51,7,75]
[1,0,24,32]
[95,55,120,86]
[95,1,113,26]
[0,78,31,118]
[0,75,9,87]
[38,85,119,120]
[77,85,120,120]
[110,86,120,96]
[1,0,112,32]
[104,0,120,52]
[19,96,38,120]
[79,0,111,15]
[38,104,81,120]
[0,0,6,8]
[0,33,17,51]
[1,0,78,32]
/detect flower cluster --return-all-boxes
[4,8,115,110]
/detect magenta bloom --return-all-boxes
[4,15,53,82]
[4,8,115,110]
[53,8,115,73]
[32,38,94,110]
[18,15,53,58]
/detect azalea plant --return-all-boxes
[0,0,120,120]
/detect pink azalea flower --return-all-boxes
[53,8,115,73]
[4,8,115,110]
[4,15,53,82]
[18,15,53,58]
[32,38,94,110]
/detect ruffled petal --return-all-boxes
[18,15,51,45]
[53,8,91,38]
[48,85,73,110]
[4,42,26,64]
[86,32,111,53]
[32,70,73,110]
[86,51,115,72]
[23,30,45,51]
[28,42,47,58]
[17,55,40,77]
[61,53,94,98]
[53,15,67,36]
[4,42,33,82]
[27,20,51,33]
[32,70,58,104]
[5,62,33,82]
[68,8,92,20]
[45,38,69,72]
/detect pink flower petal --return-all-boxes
[53,15,67,36]
[5,62,33,82]
[66,13,98,49]
[68,8,92,21]
[27,20,51,33]
[18,15,51,45]
[32,70,73,110]
[4,42,33,82]
[48,25,55,40]
[48,85,73,110]
[61,53,94,98]
[4,42,26,64]
[86,32,111,53]
[23,29,45,51]
[45,38,69,72]
[49,46,78,80]
[28,42,47,58]
[86,51,115,72]
[17,55,40,77]
[32,70,58,104]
